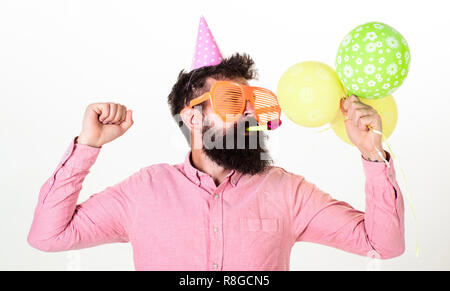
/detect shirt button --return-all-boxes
[214,194,219,200]
[213,226,219,233]
[212,263,218,269]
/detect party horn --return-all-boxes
[246,119,282,131]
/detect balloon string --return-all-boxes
[368,126,420,257]
[315,124,332,133]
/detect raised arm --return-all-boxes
[27,103,135,251]
[290,150,405,259]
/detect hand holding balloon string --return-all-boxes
[340,95,389,165]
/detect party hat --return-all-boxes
[191,16,223,70]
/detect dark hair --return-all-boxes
[167,52,258,145]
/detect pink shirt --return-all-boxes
[28,136,405,270]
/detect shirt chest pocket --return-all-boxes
[239,218,282,269]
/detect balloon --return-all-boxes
[277,61,345,127]
[336,22,410,99]
[331,94,398,146]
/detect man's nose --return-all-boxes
[243,100,255,117]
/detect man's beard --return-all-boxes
[201,117,273,175]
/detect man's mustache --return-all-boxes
[202,116,266,150]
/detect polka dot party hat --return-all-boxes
[191,16,223,71]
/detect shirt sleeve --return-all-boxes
[27,136,140,252]
[290,150,405,259]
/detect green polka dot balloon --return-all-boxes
[336,22,410,99]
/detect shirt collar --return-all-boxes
[183,151,243,187]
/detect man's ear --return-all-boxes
[181,107,203,132]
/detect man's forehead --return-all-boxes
[206,77,249,87]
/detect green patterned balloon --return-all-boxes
[336,22,410,99]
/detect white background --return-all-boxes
[1,0,449,270]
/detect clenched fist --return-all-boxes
[340,95,386,161]
[76,103,134,148]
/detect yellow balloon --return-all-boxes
[331,95,398,146]
[277,61,345,127]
